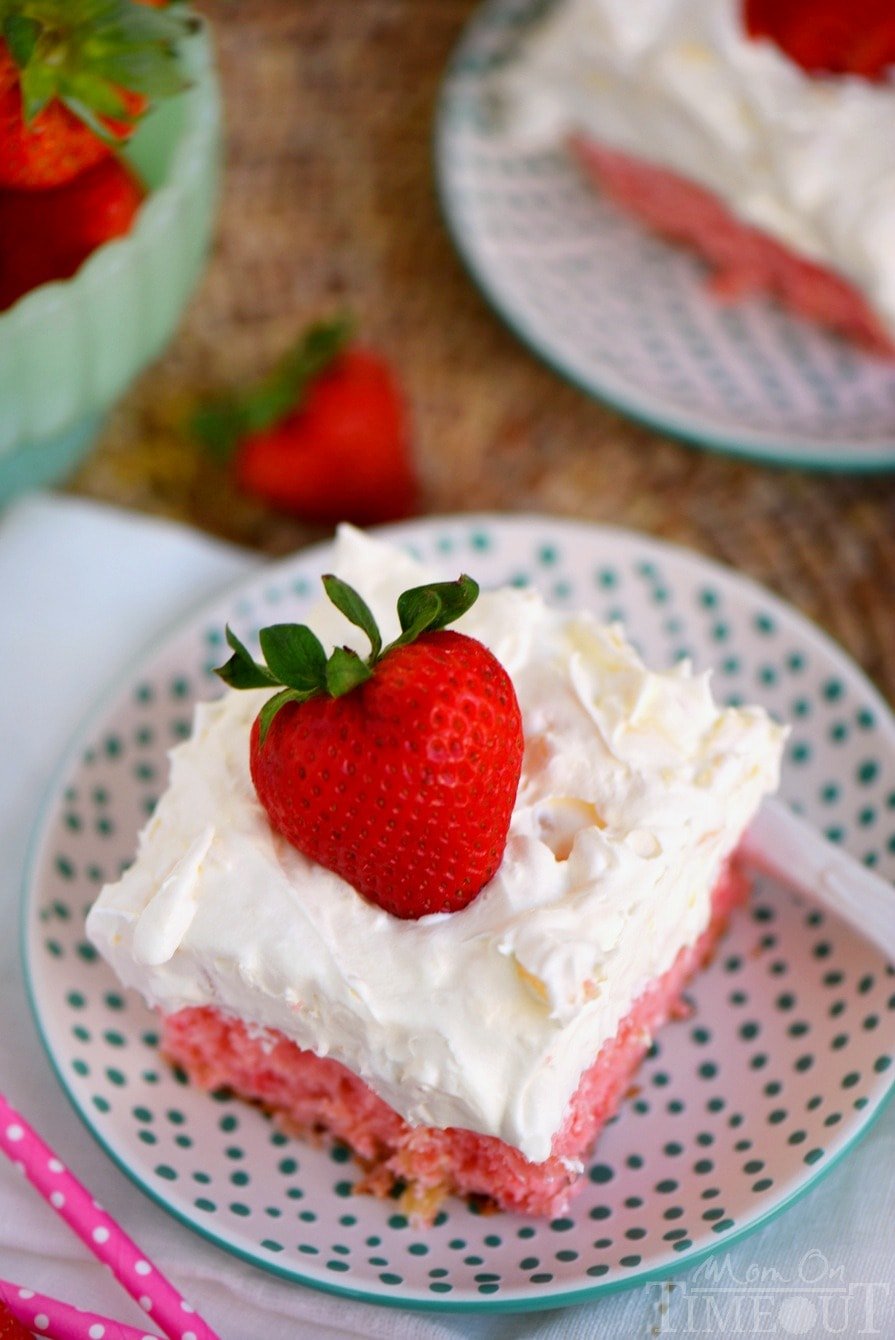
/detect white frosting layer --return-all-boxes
[499,0,895,339]
[87,526,784,1162]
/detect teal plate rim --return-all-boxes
[20,514,895,1312]
[433,0,895,474]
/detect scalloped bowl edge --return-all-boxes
[0,17,222,499]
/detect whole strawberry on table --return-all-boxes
[0,0,190,311]
[216,571,524,920]
[192,316,420,526]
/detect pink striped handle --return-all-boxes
[0,1095,219,1340]
[0,1277,161,1340]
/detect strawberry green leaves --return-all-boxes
[1,0,192,129]
[2,14,39,68]
[322,574,381,660]
[215,570,480,742]
[260,624,327,692]
[215,623,333,744]
[191,316,353,460]
[395,575,479,645]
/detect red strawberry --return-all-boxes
[192,317,419,525]
[234,349,418,524]
[0,0,190,190]
[216,572,524,919]
[744,0,895,80]
[0,1301,32,1340]
[0,155,144,310]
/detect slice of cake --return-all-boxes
[499,0,895,354]
[86,526,785,1218]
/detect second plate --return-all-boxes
[435,0,895,471]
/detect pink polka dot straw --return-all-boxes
[0,1094,219,1340]
[0,1278,162,1339]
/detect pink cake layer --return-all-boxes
[161,859,749,1219]
[569,136,895,358]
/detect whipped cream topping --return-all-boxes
[87,526,784,1162]
[498,0,895,340]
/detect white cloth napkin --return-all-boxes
[0,493,892,1340]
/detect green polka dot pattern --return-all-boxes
[23,516,895,1310]
[436,0,895,472]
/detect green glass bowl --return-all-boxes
[0,17,222,505]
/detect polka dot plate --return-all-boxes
[435,0,895,471]
[23,515,895,1312]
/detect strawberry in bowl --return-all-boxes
[0,0,221,503]
[0,0,189,304]
[0,0,180,191]
[0,156,146,311]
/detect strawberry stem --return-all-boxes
[1,0,192,129]
[2,14,39,66]
[322,574,382,660]
[215,570,480,741]
[191,315,354,460]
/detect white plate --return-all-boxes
[23,515,895,1311]
[435,0,895,471]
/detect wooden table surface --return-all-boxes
[68,0,895,703]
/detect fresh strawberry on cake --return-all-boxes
[86,526,785,1219]
[499,0,895,354]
